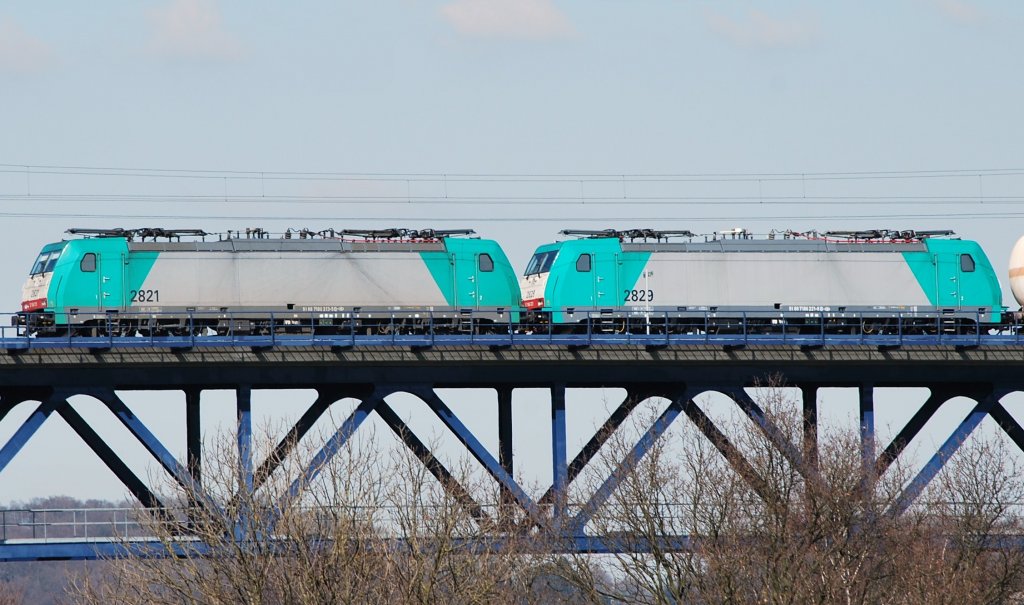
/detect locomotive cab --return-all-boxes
[17,236,132,335]
[21,243,66,311]
[16,241,67,332]
[521,249,558,307]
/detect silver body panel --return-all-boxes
[631,251,931,309]
[136,251,449,311]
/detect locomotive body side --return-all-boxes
[19,235,521,335]
[524,235,1003,331]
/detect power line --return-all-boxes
[2,163,1024,184]
[3,210,1024,222]
[2,194,1024,205]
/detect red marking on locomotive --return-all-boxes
[21,298,46,312]
[523,298,544,310]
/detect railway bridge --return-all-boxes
[2,328,1024,561]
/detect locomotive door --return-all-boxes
[451,253,479,308]
[101,253,128,310]
[935,253,960,308]
[594,252,618,307]
[96,254,112,310]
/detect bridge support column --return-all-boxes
[801,385,818,470]
[551,383,568,524]
[235,385,252,541]
[186,388,201,488]
[859,383,875,482]
[237,386,252,495]
[497,386,514,524]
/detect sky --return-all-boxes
[1,1,1024,503]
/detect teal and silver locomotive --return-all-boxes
[18,228,521,336]
[520,229,1004,334]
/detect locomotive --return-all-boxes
[16,228,520,336]
[15,226,1018,338]
[520,228,1006,334]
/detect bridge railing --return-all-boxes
[0,309,1019,349]
[0,508,149,542]
[5,502,1024,545]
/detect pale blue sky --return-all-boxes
[2,1,1024,502]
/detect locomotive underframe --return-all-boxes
[16,306,515,337]
[15,305,1005,338]
[528,305,1001,336]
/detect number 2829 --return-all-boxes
[624,289,654,302]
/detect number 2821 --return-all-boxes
[130,289,159,303]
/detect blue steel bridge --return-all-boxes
[2,310,1024,561]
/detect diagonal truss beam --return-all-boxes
[252,387,365,493]
[891,388,1005,516]
[875,386,978,477]
[0,393,62,476]
[681,394,772,503]
[83,388,211,508]
[376,402,494,528]
[572,388,692,531]
[989,401,1024,453]
[283,393,382,503]
[411,387,543,524]
[56,402,166,510]
[723,387,819,487]
[0,389,52,426]
[538,387,654,506]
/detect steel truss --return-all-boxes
[3,352,1024,561]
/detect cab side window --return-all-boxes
[576,253,592,272]
[81,253,97,272]
[479,253,494,273]
[960,254,975,273]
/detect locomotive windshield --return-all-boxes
[30,248,63,275]
[525,251,558,275]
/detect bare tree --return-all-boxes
[551,380,1024,605]
[897,435,1024,605]
[68,422,548,605]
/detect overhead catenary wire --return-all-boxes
[2,163,1024,183]
[4,194,1024,205]
[3,161,1024,224]
[5,211,1024,222]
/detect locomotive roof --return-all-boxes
[619,239,932,253]
[126,239,447,253]
[553,228,965,253]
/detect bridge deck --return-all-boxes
[1,334,1022,386]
